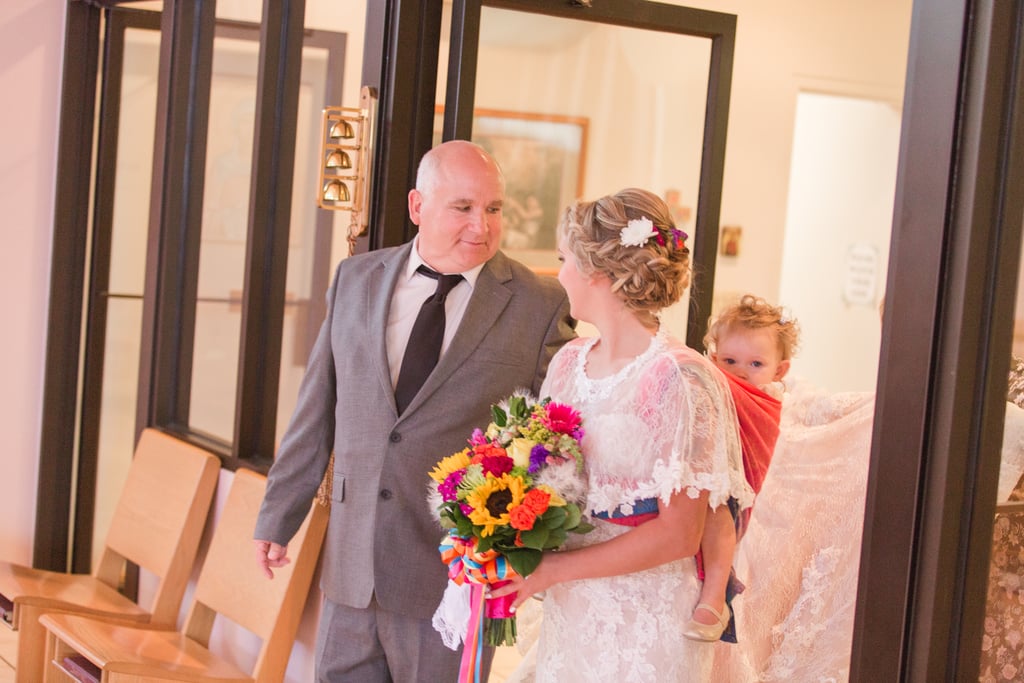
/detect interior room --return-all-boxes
[3,0,1022,681]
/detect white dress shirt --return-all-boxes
[385,237,484,389]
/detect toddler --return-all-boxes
[683,294,801,642]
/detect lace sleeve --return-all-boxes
[661,354,752,510]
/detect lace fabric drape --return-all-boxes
[527,334,751,682]
[717,374,1024,683]
[714,381,875,682]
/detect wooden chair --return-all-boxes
[0,428,220,682]
[39,468,328,683]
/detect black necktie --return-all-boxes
[394,265,464,414]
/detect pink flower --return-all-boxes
[541,402,582,435]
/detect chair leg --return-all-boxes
[14,604,49,683]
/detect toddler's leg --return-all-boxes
[683,506,735,641]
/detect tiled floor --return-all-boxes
[0,624,521,683]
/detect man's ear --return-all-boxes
[774,359,791,381]
[408,188,423,224]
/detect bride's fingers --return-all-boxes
[488,577,523,599]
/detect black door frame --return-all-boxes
[853,0,1024,678]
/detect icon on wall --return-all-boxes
[664,189,693,229]
[720,225,742,257]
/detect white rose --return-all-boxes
[508,438,536,468]
[619,216,657,247]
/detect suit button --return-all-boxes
[389,431,401,443]
[380,489,393,500]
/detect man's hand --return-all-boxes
[254,539,291,579]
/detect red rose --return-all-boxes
[480,454,515,477]
[471,441,506,464]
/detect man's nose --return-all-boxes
[466,210,487,232]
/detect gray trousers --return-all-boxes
[316,596,495,682]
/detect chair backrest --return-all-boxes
[185,468,328,683]
[95,428,220,626]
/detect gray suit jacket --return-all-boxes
[254,242,575,618]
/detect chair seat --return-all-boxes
[41,612,253,682]
[0,563,148,630]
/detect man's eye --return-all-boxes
[487,206,502,214]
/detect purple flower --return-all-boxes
[459,502,474,516]
[529,444,550,474]
[439,470,464,502]
[468,428,488,446]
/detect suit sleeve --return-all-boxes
[253,262,342,545]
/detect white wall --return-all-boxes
[699,0,911,304]
[0,1,64,566]
[779,93,900,392]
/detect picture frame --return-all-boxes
[435,107,589,275]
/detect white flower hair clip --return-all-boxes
[620,216,658,247]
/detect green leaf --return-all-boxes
[505,548,542,577]
[509,395,527,420]
[541,506,567,528]
[492,405,507,428]
[572,520,596,534]
[563,504,582,529]
[455,516,475,538]
[545,528,567,548]
[518,525,551,549]
[476,533,496,554]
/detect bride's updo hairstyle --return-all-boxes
[558,187,691,329]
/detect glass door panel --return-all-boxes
[979,223,1024,680]
[189,32,261,441]
[90,22,161,571]
[441,5,712,339]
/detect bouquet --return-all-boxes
[429,392,591,668]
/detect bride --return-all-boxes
[491,188,752,682]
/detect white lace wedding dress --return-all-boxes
[711,380,875,682]
[528,334,753,683]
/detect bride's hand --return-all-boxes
[490,558,553,610]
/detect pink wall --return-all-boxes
[0,1,64,564]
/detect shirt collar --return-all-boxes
[406,236,484,287]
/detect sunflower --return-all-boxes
[428,448,472,483]
[465,473,526,536]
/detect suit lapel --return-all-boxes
[370,244,413,413]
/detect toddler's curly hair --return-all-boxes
[704,294,801,360]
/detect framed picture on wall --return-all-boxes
[435,107,589,275]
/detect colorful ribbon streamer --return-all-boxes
[439,532,520,682]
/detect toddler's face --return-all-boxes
[712,326,789,386]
